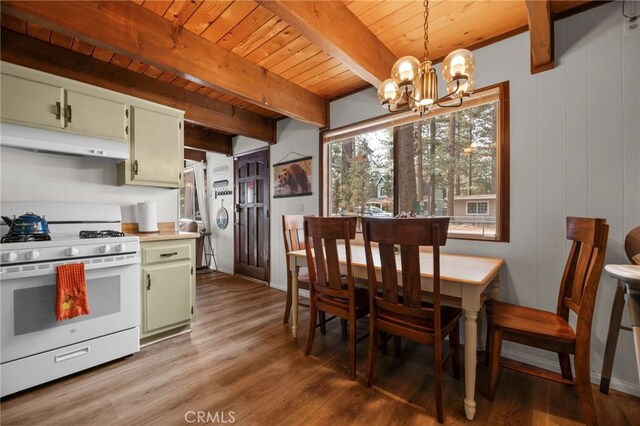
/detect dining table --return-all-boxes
[288,244,505,421]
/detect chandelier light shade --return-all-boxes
[377,0,476,115]
[441,48,476,97]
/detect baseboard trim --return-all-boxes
[501,347,640,397]
[269,282,310,299]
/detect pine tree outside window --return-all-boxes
[323,82,509,242]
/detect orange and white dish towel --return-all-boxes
[56,263,90,321]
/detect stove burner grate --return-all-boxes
[79,230,125,239]
[1,234,52,243]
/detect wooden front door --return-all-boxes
[234,149,270,282]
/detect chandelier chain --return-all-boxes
[423,0,429,61]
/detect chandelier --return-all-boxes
[377,0,476,115]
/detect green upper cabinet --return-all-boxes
[1,64,129,143]
[65,89,129,143]
[118,105,184,188]
[1,73,65,130]
[1,62,185,189]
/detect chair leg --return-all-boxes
[488,327,503,400]
[600,282,626,394]
[319,311,327,335]
[558,353,573,381]
[366,329,379,387]
[283,272,292,324]
[485,317,491,366]
[349,315,357,381]
[450,322,461,380]
[341,319,347,337]
[305,301,317,356]
[393,336,401,357]
[575,344,598,426]
[434,339,444,423]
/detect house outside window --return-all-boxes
[323,83,509,242]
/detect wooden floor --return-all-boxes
[1,272,638,425]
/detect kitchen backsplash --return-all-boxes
[0,147,179,224]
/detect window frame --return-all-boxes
[321,81,510,242]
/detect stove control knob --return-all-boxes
[3,251,18,262]
[65,247,79,256]
[101,244,111,254]
[115,243,126,253]
[26,250,40,260]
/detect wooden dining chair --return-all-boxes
[282,215,310,324]
[304,216,369,380]
[599,225,640,393]
[487,217,609,426]
[361,217,461,424]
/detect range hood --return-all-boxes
[0,123,129,161]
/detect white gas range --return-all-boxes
[0,202,140,397]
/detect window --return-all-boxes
[323,82,509,241]
[467,201,489,215]
[179,166,205,222]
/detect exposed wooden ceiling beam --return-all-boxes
[526,0,554,74]
[0,0,326,127]
[184,148,207,163]
[184,126,232,156]
[256,0,397,88]
[0,29,276,143]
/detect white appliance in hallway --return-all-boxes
[0,202,140,397]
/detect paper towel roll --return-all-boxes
[137,201,158,232]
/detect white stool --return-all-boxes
[600,264,640,393]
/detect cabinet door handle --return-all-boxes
[133,160,139,175]
[160,252,178,257]
[55,102,62,120]
[125,125,129,135]
[146,274,151,290]
[65,105,72,123]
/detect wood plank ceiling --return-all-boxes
[0,0,598,149]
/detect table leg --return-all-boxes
[600,281,626,393]
[291,265,299,339]
[464,309,478,420]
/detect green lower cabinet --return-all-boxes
[140,239,196,342]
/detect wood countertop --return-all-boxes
[122,222,200,242]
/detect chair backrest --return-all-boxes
[304,216,357,298]
[282,215,310,268]
[362,217,450,338]
[625,226,640,265]
[556,217,609,338]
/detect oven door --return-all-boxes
[1,253,140,363]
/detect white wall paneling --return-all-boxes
[0,147,178,224]
[206,151,235,274]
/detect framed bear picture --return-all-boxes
[273,156,312,198]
